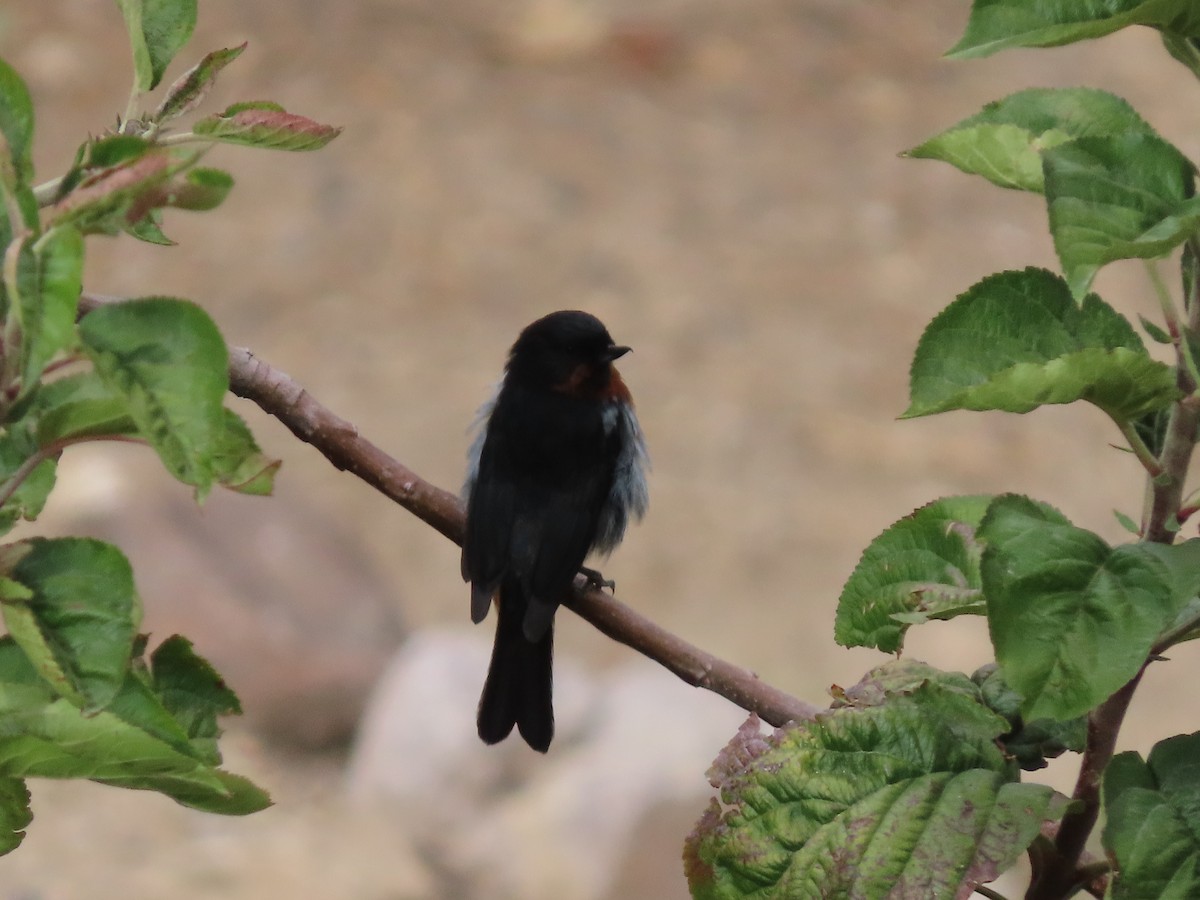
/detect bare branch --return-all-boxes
[78,292,821,728]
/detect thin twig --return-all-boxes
[78,292,820,728]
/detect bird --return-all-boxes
[461,310,649,752]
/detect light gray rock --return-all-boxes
[347,627,752,900]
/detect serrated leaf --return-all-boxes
[193,103,342,151]
[906,88,1154,192]
[981,494,1179,721]
[973,664,1086,771]
[685,686,1066,899]
[0,776,31,856]
[0,448,55,539]
[835,496,991,653]
[906,267,1178,421]
[1045,133,1200,298]
[832,659,983,710]
[151,635,241,763]
[1103,733,1200,899]
[79,297,229,496]
[115,0,198,91]
[33,372,137,445]
[154,43,247,124]
[0,636,268,816]
[10,226,84,394]
[210,408,278,495]
[948,0,1200,59]
[0,538,140,712]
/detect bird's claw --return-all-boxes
[579,566,615,593]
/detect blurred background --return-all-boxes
[3,1,1200,897]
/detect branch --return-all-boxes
[78,292,820,729]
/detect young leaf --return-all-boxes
[0,776,31,856]
[981,495,1179,721]
[685,686,1068,899]
[835,495,991,653]
[125,209,174,245]
[906,88,1154,192]
[167,167,234,211]
[154,43,247,124]
[905,267,1178,421]
[949,0,1200,60]
[0,538,140,712]
[79,297,230,496]
[192,103,342,151]
[1045,133,1200,298]
[1103,733,1200,898]
[47,150,175,235]
[115,0,199,91]
[0,57,33,186]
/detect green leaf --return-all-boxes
[168,167,234,211]
[115,0,198,91]
[193,103,342,151]
[1,538,140,712]
[9,226,84,393]
[905,88,1154,192]
[684,686,1067,899]
[832,659,984,710]
[153,43,247,124]
[0,441,55,538]
[0,57,34,187]
[151,635,241,763]
[85,135,153,169]
[33,372,138,445]
[905,267,1178,421]
[835,495,991,653]
[0,776,31,856]
[1103,733,1200,898]
[79,297,230,496]
[125,209,174,245]
[0,636,269,817]
[1045,133,1200,298]
[973,664,1086,771]
[210,409,279,495]
[981,495,1179,721]
[949,0,1200,59]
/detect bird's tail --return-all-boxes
[477,575,554,752]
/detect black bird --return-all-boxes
[462,310,649,751]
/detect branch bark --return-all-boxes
[79,292,820,729]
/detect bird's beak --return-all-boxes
[606,345,631,361]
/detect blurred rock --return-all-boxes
[347,628,750,900]
[45,447,407,751]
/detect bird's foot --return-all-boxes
[579,566,615,593]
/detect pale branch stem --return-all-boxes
[78,292,821,728]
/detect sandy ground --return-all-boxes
[4,0,1200,896]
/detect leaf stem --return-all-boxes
[1115,418,1163,478]
[974,886,1010,900]
[0,434,143,510]
[1148,258,1200,389]
[155,131,202,147]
